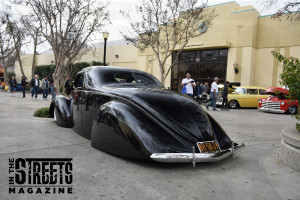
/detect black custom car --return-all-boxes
[49,66,244,164]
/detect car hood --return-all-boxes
[105,87,217,146]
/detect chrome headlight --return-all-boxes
[280,101,285,105]
[259,99,262,103]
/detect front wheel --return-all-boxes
[229,100,239,109]
[288,105,297,114]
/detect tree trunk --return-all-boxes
[31,36,38,78]
[17,50,26,79]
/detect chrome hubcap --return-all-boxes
[230,101,236,108]
[289,106,296,114]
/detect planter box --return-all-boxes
[281,128,300,172]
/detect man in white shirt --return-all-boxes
[206,77,219,110]
[181,73,196,98]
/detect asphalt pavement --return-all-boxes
[0,91,299,200]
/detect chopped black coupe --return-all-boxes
[49,66,244,165]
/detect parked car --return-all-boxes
[216,86,270,109]
[258,87,298,114]
[49,66,244,164]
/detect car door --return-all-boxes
[244,88,259,107]
[72,73,84,135]
[231,87,246,107]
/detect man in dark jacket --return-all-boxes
[21,76,28,98]
[221,81,230,110]
[9,76,17,97]
[30,75,40,99]
[64,76,74,96]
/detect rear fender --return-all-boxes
[91,101,173,159]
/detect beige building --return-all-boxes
[15,1,300,91]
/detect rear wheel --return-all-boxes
[288,105,297,114]
[229,100,239,109]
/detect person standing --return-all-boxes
[9,76,17,97]
[202,82,207,94]
[206,77,219,111]
[181,73,195,98]
[50,80,56,100]
[21,76,28,98]
[65,76,74,96]
[221,81,230,111]
[205,82,211,95]
[30,75,40,99]
[41,76,49,100]
[197,82,203,96]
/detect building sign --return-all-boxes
[198,21,207,33]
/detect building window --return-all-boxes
[171,49,228,92]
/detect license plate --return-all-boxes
[197,141,220,153]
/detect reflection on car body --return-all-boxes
[49,66,244,165]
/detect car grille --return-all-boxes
[262,101,280,110]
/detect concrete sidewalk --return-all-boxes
[0,91,299,200]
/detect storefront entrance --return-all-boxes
[171,49,228,92]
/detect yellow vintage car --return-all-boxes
[216,86,270,109]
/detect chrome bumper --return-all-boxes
[150,143,245,163]
[258,108,285,114]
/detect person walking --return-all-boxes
[9,76,17,97]
[221,81,230,111]
[206,77,219,111]
[181,73,195,98]
[50,80,56,100]
[21,76,28,98]
[30,75,40,99]
[65,76,74,97]
[41,76,49,100]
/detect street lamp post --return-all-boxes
[102,31,109,66]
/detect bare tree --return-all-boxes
[0,14,17,81]
[4,13,29,79]
[265,0,300,21]
[121,0,216,86]
[21,16,46,78]
[27,0,109,94]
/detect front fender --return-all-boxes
[49,95,73,128]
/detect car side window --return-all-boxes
[74,73,84,88]
[247,89,258,95]
[259,89,267,95]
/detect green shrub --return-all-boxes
[70,62,91,79]
[34,107,50,118]
[7,72,16,80]
[92,61,104,66]
[272,51,300,132]
[34,64,55,80]
[25,84,31,91]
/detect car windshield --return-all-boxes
[235,87,246,94]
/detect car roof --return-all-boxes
[233,86,267,90]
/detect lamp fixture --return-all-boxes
[233,62,239,74]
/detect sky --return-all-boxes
[103,0,288,42]
[0,0,291,54]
